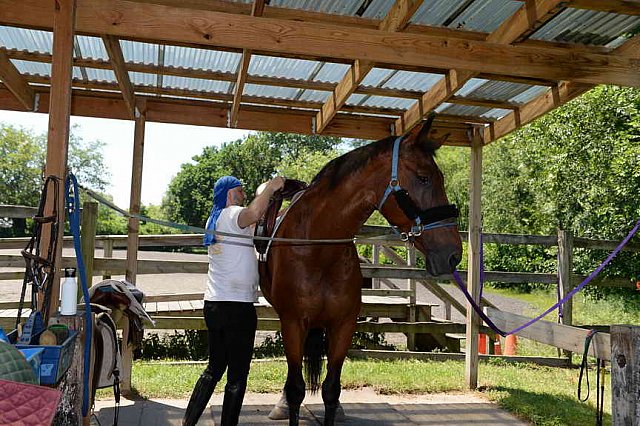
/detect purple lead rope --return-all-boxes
[452,218,640,337]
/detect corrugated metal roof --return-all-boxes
[11,59,51,77]
[75,35,108,61]
[298,89,331,103]
[129,71,157,87]
[450,0,522,32]
[411,0,468,26]
[458,79,532,102]
[243,83,301,99]
[249,55,319,80]
[163,76,230,93]
[120,40,159,65]
[313,63,351,83]
[270,0,393,18]
[0,26,52,53]
[359,95,414,110]
[530,7,640,46]
[164,45,240,72]
[84,68,116,83]
[382,71,442,92]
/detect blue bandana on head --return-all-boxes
[203,176,242,246]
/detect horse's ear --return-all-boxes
[409,113,449,151]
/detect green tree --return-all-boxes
[163,132,341,227]
[0,123,110,237]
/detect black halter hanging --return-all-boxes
[377,136,459,241]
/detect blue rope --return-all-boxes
[65,174,92,416]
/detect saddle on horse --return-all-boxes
[254,179,307,256]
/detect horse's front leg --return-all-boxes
[322,321,356,425]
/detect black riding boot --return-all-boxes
[220,381,247,426]
[183,372,217,426]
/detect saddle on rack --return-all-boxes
[254,179,307,255]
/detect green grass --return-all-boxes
[113,358,610,426]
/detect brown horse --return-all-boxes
[259,114,462,425]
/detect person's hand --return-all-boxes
[269,176,286,193]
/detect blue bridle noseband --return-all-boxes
[378,136,459,242]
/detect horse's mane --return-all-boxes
[308,130,438,190]
[309,136,394,189]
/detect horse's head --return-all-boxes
[378,114,462,275]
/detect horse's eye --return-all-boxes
[417,175,432,186]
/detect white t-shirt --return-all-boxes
[204,205,259,303]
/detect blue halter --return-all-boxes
[378,136,459,242]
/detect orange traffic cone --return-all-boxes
[478,333,487,354]
[504,334,518,355]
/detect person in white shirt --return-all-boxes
[183,175,284,426]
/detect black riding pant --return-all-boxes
[203,301,257,386]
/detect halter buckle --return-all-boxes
[389,179,399,188]
[400,232,410,242]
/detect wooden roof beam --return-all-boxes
[0,49,35,110]
[315,0,424,134]
[395,0,568,135]
[101,35,136,119]
[229,0,265,128]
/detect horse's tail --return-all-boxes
[303,328,325,393]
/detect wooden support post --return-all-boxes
[465,127,483,389]
[122,100,146,393]
[102,238,113,280]
[406,246,417,350]
[80,202,98,292]
[372,244,380,289]
[43,0,76,321]
[611,325,640,425]
[557,228,574,361]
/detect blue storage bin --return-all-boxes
[15,330,78,385]
[18,347,45,385]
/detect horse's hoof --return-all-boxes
[268,405,289,420]
[335,403,346,422]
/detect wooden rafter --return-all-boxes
[101,35,136,119]
[0,49,34,110]
[394,0,568,134]
[229,0,265,128]
[315,0,424,134]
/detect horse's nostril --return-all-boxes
[449,252,462,268]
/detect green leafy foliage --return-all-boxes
[162,132,341,227]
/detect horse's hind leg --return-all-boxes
[322,323,355,425]
[281,322,306,426]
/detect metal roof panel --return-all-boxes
[11,59,51,77]
[120,40,159,65]
[530,7,640,46]
[249,55,320,80]
[0,26,52,53]
[163,45,241,72]
[163,76,231,93]
[243,83,301,99]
